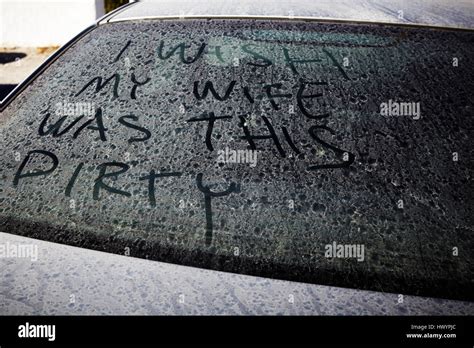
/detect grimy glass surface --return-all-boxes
[0,20,472,300]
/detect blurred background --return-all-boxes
[0,0,130,99]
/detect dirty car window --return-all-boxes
[0,20,473,300]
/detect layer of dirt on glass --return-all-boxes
[0,19,472,300]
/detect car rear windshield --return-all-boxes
[0,19,472,300]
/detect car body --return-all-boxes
[1,0,473,315]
